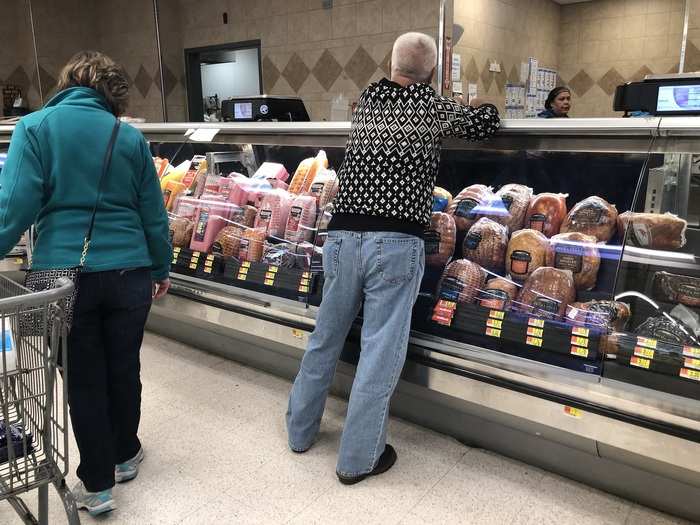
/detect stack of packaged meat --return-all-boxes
[238,228,266,262]
[525,193,568,237]
[255,189,293,238]
[560,196,617,242]
[309,168,339,209]
[425,212,456,267]
[506,229,549,283]
[617,211,687,250]
[438,259,487,304]
[517,267,576,318]
[546,232,600,291]
[284,195,317,244]
[566,300,631,331]
[211,225,244,258]
[478,277,520,311]
[448,184,494,231]
[489,184,532,232]
[289,150,328,195]
[462,217,508,274]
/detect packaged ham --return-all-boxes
[174,196,199,221]
[252,162,289,182]
[566,300,631,331]
[478,277,519,310]
[489,183,532,232]
[189,199,231,253]
[425,212,456,267]
[437,259,487,304]
[228,178,272,207]
[462,217,508,274]
[238,228,266,262]
[635,316,697,346]
[447,184,494,231]
[653,271,700,308]
[315,204,334,247]
[309,168,339,209]
[284,195,317,244]
[517,267,576,318]
[546,232,600,291]
[288,150,328,194]
[255,189,293,238]
[506,229,549,283]
[169,217,194,248]
[211,225,244,258]
[525,193,568,237]
[617,212,687,250]
[560,196,618,242]
[218,174,244,200]
[432,187,453,212]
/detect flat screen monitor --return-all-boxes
[656,84,700,113]
[234,102,253,120]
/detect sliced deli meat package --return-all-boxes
[525,192,568,237]
[617,211,687,250]
[284,195,317,244]
[238,228,266,262]
[309,168,339,209]
[211,225,245,258]
[560,196,618,242]
[478,277,519,311]
[289,150,328,194]
[448,184,494,231]
[517,267,576,318]
[189,199,231,253]
[425,212,456,267]
[462,217,508,274]
[255,189,293,238]
[506,229,549,283]
[169,217,194,248]
[437,259,487,304]
[566,300,631,331]
[546,232,600,291]
[252,162,289,182]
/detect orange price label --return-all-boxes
[570,336,589,348]
[570,346,589,358]
[485,327,501,338]
[684,358,700,371]
[680,368,700,381]
[526,336,543,347]
[486,318,502,329]
[630,356,651,369]
[636,336,657,349]
[564,406,583,418]
[572,326,589,337]
[527,326,543,337]
[634,346,655,359]
[683,346,700,358]
[528,318,545,328]
[489,310,505,320]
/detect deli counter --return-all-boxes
[2,119,700,520]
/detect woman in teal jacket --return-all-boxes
[0,51,171,516]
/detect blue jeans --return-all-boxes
[286,230,425,476]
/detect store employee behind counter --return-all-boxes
[538,86,572,118]
[286,32,500,484]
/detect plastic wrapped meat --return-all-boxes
[425,212,456,267]
[546,232,600,291]
[169,217,194,248]
[517,267,576,318]
[560,196,618,242]
[228,178,272,207]
[255,189,293,238]
[263,243,298,269]
[635,316,697,346]
[525,193,568,237]
[486,183,532,232]
[238,228,266,262]
[432,187,453,212]
[447,184,494,231]
[315,204,334,247]
[478,277,519,310]
[462,217,508,274]
[211,225,244,258]
[252,162,289,182]
[437,259,487,304]
[309,169,339,209]
[227,205,258,228]
[653,271,700,307]
[284,195,317,244]
[617,212,687,250]
[189,199,231,253]
[289,151,328,194]
[506,229,549,283]
[566,300,631,331]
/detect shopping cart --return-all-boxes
[0,275,79,524]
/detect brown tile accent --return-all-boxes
[282,53,310,93]
[507,64,519,84]
[464,56,479,83]
[38,65,56,97]
[7,66,30,91]
[345,46,376,89]
[312,50,343,92]
[479,60,494,93]
[568,69,594,97]
[667,63,680,74]
[684,40,700,72]
[597,68,625,96]
[134,65,152,98]
[379,49,391,78]
[161,63,178,98]
[262,55,281,92]
[629,65,654,82]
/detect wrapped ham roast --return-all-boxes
[653,271,700,307]
[478,277,519,310]
[425,212,456,267]
[255,189,293,238]
[462,217,508,274]
[437,259,486,304]
[517,267,576,318]
[169,217,194,248]
[635,316,697,346]
[506,229,549,283]
[432,187,453,212]
[211,225,244,258]
[525,193,568,237]
[546,232,600,291]
[560,196,618,242]
[284,195,317,244]
[492,183,532,232]
[448,184,494,231]
[238,228,266,262]
[566,300,631,331]
[617,212,687,250]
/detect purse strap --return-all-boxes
[79,119,121,267]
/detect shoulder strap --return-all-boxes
[79,119,121,267]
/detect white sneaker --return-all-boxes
[115,447,144,483]
[72,481,116,517]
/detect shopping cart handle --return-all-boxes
[0,275,75,311]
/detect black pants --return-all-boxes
[67,268,152,492]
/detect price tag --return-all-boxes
[527,326,543,338]
[268,266,279,273]
[437,300,457,310]
[264,278,274,286]
[432,315,453,326]
[172,258,178,264]
[634,346,655,359]
[239,267,248,275]
[684,358,700,371]
[241,261,250,268]
[526,336,543,347]
[564,406,583,418]
[683,346,700,358]
[570,336,589,348]
[291,329,304,339]
[189,263,197,270]
[205,260,213,268]
[206,255,214,261]
[572,326,589,337]
[302,272,310,278]
[299,285,309,293]
[528,318,545,328]
[173,247,181,254]
[204,268,212,274]
[486,318,502,329]
[489,310,505,320]
[300,278,309,286]
[570,346,589,358]
[636,336,657,349]
[237,273,247,281]
[485,327,501,338]
[680,368,700,381]
[265,272,276,280]
[630,356,650,369]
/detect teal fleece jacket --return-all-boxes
[0,87,172,280]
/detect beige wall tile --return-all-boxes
[644,35,668,58]
[288,12,310,44]
[357,1,383,36]
[332,4,357,39]
[620,37,646,59]
[623,14,646,38]
[624,0,648,16]
[645,11,670,37]
[599,17,623,41]
[307,9,332,41]
[559,22,580,46]
[381,0,412,33]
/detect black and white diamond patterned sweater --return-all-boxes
[329,77,500,238]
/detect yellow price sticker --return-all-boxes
[291,329,304,339]
[204,268,212,274]
[302,272,310,278]
[173,247,181,253]
[438,300,457,310]
[636,336,657,349]
[683,346,700,358]
[239,267,248,275]
[189,263,197,270]
[684,358,700,371]
[265,272,276,280]
[572,326,589,337]
[192,251,201,257]
[241,261,250,268]
[570,346,589,358]
[526,336,543,347]
[205,260,213,268]
[564,406,583,418]
[300,278,309,286]
[528,318,545,328]
[268,266,279,273]
[485,327,501,338]
[486,318,502,329]
[571,336,589,348]
[489,310,505,320]
[634,346,654,359]
[527,326,543,338]
[237,273,247,281]
[680,368,700,381]
[630,356,651,369]
[206,255,214,261]
[264,279,274,286]
[299,285,309,293]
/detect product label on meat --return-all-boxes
[532,297,560,316]
[501,194,514,211]
[239,239,250,260]
[440,277,465,302]
[258,209,272,227]
[211,242,223,255]
[629,221,652,247]
[168,228,175,243]
[194,208,210,242]
[455,198,480,219]
[287,206,302,232]
[464,231,482,251]
[572,204,604,224]
[310,182,325,197]
[510,250,532,275]
[529,213,547,232]
[424,230,441,255]
[554,253,583,274]
[677,284,700,304]
[478,289,508,310]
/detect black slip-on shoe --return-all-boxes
[337,444,397,485]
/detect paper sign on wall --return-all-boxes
[468,83,478,103]
[452,54,461,82]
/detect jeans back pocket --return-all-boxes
[322,237,342,278]
[376,237,419,285]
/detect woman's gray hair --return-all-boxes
[390,32,438,83]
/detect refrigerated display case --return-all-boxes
[1,119,699,520]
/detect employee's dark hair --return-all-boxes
[545,86,571,110]
[56,51,129,116]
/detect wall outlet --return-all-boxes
[489,61,501,73]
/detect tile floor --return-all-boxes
[0,332,691,524]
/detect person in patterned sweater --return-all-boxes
[287,32,500,484]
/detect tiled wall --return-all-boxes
[558,0,688,117]
[452,0,561,112]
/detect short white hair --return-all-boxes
[390,32,438,82]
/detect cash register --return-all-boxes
[614,73,700,116]
[221,95,310,122]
